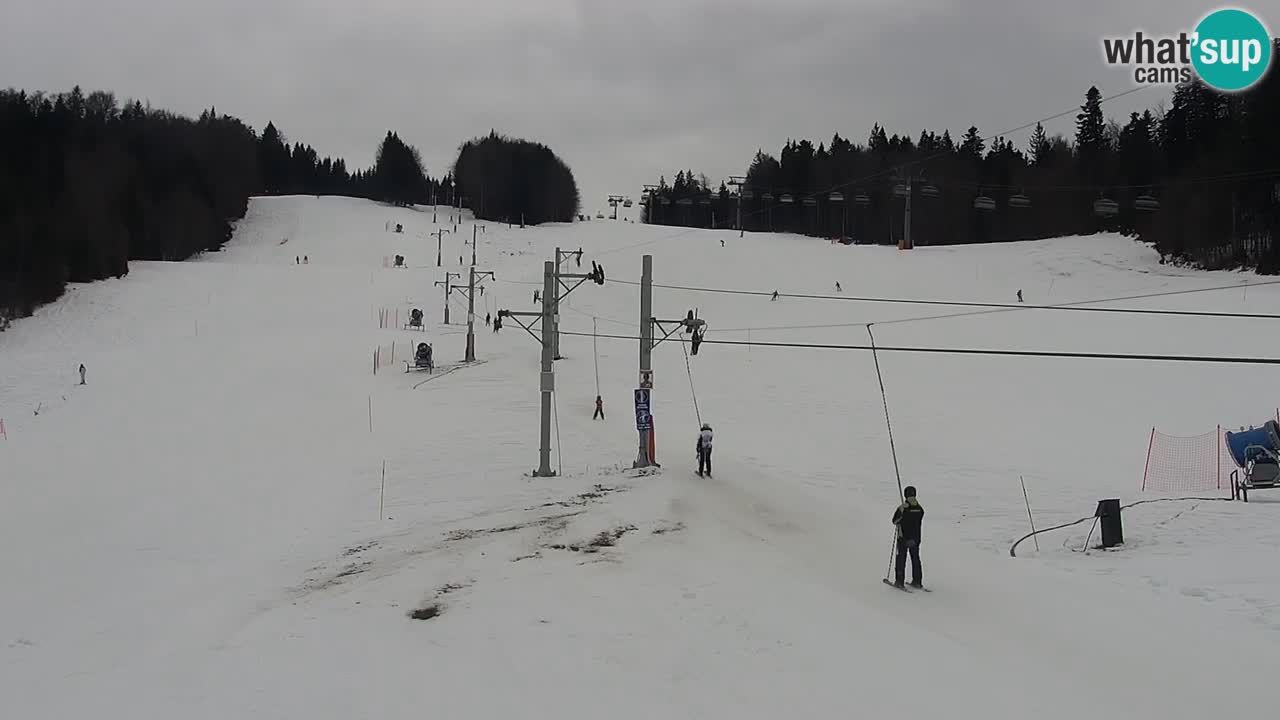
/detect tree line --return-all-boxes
[0,87,578,326]
[452,130,581,226]
[645,41,1280,273]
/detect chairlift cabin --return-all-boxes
[802,196,818,207]
[829,192,844,203]
[921,184,940,199]
[1134,194,1160,211]
[1093,198,1120,217]
[1009,192,1031,209]
[854,193,871,206]
[974,193,996,212]
[677,197,693,207]
[893,184,910,198]
[762,192,775,202]
[742,189,755,200]
[698,197,711,206]
[660,196,671,205]
[780,193,794,204]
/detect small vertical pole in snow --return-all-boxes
[1020,475,1040,552]
[1141,427,1155,492]
[368,395,373,434]
[380,460,386,519]
[1217,425,1222,490]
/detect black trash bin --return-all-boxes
[1096,499,1123,548]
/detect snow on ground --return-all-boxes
[3,195,1279,718]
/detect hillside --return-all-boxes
[2,195,1277,719]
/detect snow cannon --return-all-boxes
[1225,421,1280,467]
[1225,420,1280,501]
[407,342,434,373]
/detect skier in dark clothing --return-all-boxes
[485,313,492,327]
[593,395,604,420]
[695,423,713,477]
[892,486,925,588]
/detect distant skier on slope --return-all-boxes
[593,395,604,420]
[891,486,925,588]
[78,363,87,386]
[836,282,842,292]
[771,291,779,301]
[696,423,713,477]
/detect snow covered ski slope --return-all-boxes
[3,195,1279,719]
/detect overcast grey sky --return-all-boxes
[2,0,1255,213]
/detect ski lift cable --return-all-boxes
[680,337,703,428]
[562,304,636,329]
[606,277,1280,323]
[597,85,1154,257]
[867,325,904,499]
[932,167,1280,193]
[560,330,1280,366]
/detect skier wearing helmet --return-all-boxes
[891,486,925,589]
[696,423,714,477]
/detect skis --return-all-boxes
[882,578,930,592]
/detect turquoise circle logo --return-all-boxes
[1191,8,1272,92]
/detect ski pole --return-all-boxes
[885,526,899,581]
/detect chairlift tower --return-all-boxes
[642,185,661,224]
[728,176,747,236]
[608,194,627,221]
